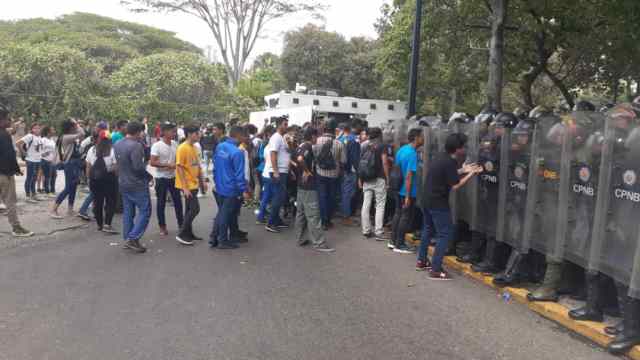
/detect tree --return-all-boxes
[123,0,325,87]
[108,51,228,121]
[486,0,508,111]
[0,43,102,121]
[0,13,200,74]
[281,24,349,93]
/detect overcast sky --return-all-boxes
[1,0,388,64]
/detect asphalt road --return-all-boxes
[0,195,614,360]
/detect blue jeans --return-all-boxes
[56,159,81,206]
[341,172,357,217]
[42,160,57,194]
[317,175,338,225]
[24,160,41,196]
[211,194,241,246]
[257,173,287,226]
[417,208,453,272]
[79,192,94,216]
[155,177,184,227]
[121,189,152,241]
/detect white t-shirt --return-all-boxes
[20,134,43,162]
[262,132,291,177]
[41,138,57,163]
[86,146,117,172]
[150,140,178,179]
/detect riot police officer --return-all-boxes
[492,117,538,286]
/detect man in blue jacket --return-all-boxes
[210,126,251,250]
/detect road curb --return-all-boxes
[442,253,637,356]
[405,234,636,356]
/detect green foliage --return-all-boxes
[107,52,228,121]
[281,24,383,98]
[0,43,103,123]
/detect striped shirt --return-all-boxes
[313,134,346,178]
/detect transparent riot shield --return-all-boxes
[447,121,479,228]
[477,126,506,238]
[528,121,567,260]
[590,113,640,298]
[563,112,605,267]
[495,128,511,244]
[498,126,538,252]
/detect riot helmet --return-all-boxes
[529,105,553,119]
[512,118,536,150]
[514,107,530,120]
[449,112,472,125]
[494,112,519,129]
[631,96,640,118]
[574,100,596,112]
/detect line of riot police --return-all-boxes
[407,98,640,355]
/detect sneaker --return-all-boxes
[47,193,58,199]
[176,236,194,246]
[26,197,38,204]
[159,225,169,236]
[33,195,46,202]
[78,213,91,221]
[313,244,336,253]
[126,239,147,253]
[416,260,432,272]
[363,232,373,238]
[233,236,249,244]
[50,211,64,220]
[387,242,395,250]
[428,270,452,281]
[256,219,267,225]
[265,225,280,233]
[191,234,203,241]
[197,193,205,198]
[375,233,391,241]
[12,226,34,237]
[0,202,6,211]
[393,245,416,254]
[101,225,119,235]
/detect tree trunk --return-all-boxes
[612,78,620,103]
[544,69,575,109]
[520,64,544,109]
[486,0,508,112]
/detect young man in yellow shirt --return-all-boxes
[175,124,207,245]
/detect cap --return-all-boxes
[97,121,108,130]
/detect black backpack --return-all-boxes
[89,156,108,181]
[316,141,336,171]
[358,144,378,181]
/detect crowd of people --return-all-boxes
[6,97,640,354]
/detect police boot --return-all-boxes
[458,231,484,264]
[493,249,525,287]
[472,237,499,274]
[527,260,562,302]
[605,322,624,336]
[569,272,604,322]
[608,295,640,354]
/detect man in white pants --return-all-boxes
[360,127,391,241]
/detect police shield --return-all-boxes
[563,111,605,267]
[476,124,506,238]
[590,106,640,298]
[448,121,479,228]
[528,116,568,260]
[497,120,538,252]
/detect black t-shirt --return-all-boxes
[295,142,316,190]
[424,153,460,209]
[0,129,20,176]
[200,134,216,152]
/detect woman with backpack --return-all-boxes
[51,119,85,219]
[85,131,118,233]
